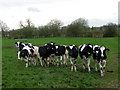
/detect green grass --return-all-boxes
[2,37,118,88]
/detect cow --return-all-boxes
[66,45,78,71]
[15,42,33,60]
[19,46,35,67]
[54,45,68,66]
[15,42,43,67]
[38,42,56,67]
[30,45,42,66]
[93,45,109,76]
[79,44,93,72]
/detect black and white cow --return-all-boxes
[15,42,25,51]
[19,46,35,67]
[30,45,42,66]
[55,45,68,66]
[79,44,93,72]
[66,45,78,71]
[38,42,56,67]
[15,42,42,67]
[15,42,33,60]
[93,45,109,76]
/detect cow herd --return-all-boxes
[15,41,109,77]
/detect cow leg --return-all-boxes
[99,62,104,77]
[57,58,59,66]
[17,51,21,60]
[40,58,43,66]
[44,58,48,67]
[70,58,74,71]
[25,57,29,68]
[71,65,74,71]
[56,56,59,66]
[102,60,106,73]
[31,57,34,65]
[63,55,67,66]
[82,55,87,70]
[49,56,53,66]
[53,56,56,66]
[87,58,91,72]
[38,56,43,66]
[82,59,86,70]
[74,64,77,72]
[60,56,63,65]
[74,59,77,72]
[47,57,50,67]
[65,54,69,66]
[32,57,36,66]
[34,57,37,66]
[94,59,98,71]
[31,57,35,65]
[50,56,53,65]
[28,57,31,66]
[65,54,68,66]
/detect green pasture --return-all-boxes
[2,37,119,88]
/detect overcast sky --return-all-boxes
[0,0,119,29]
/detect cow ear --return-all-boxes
[51,42,55,45]
[66,46,69,50]
[75,45,77,47]
[75,45,78,49]
[106,48,110,51]
[53,42,55,45]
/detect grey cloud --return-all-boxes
[0,0,55,8]
[27,7,40,12]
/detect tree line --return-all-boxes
[0,18,119,39]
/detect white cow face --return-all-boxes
[15,42,20,48]
[100,46,106,57]
[100,46,109,58]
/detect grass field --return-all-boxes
[2,37,119,88]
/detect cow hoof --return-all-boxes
[18,59,22,61]
[74,70,77,72]
[71,69,73,71]
[101,74,104,77]
[18,57,20,59]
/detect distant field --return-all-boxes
[2,37,118,88]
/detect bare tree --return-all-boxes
[26,19,34,27]
[19,18,34,28]
[47,19,63,28]
[47,19,63,37]
[0,20,9,37]
[19,20,25,28]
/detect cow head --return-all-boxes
[86,44,93,55]
[20,49,29,59]
[50,42,55,46]
[93,45,100,54]
[45,42,56,54]
[67,45,78,57]
[99,46,109,58]
[15,42,20,48]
